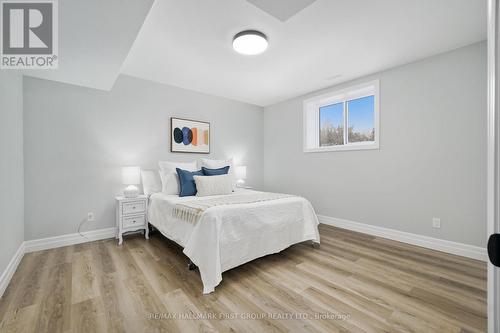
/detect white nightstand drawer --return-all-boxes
[116,195,148,245]
[122,201,146,215]
[122,214,145,228]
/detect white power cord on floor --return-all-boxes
[77,218,90,242]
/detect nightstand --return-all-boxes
[116,195,149,245]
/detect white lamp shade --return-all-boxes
[122,167,141,185]
[235,166,247,180]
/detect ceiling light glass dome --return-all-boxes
[232,30,268,55]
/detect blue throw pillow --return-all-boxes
[176,168,204,197]
[202,166,230,176]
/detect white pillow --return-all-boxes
[194,175,233,197]
[199,158,236,190]
[158,161,197,195]
[141,169,162,196]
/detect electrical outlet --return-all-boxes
[87,212,95,222]
[432,217,441,229]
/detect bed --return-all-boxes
[147,188,320,294]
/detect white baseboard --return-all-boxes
[1,219,487,298]
[0,242,25,298]
[318,215,487,261]
[24,227,117,253]
[0,227,117,297]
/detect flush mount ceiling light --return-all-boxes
[232,30,268,55]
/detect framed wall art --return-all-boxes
[170,117,210,154]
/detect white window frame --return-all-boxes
[303,80,380,153]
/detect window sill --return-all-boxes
[304,143,379,153]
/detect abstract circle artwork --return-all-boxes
[171,118,210,153]
[173,127,184,144]
[182,127,193,145]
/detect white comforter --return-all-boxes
[148,189,320,294]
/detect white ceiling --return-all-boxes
[23,0,486,107]
[121,0,486,106]
[246,0,318,21]
[24,0,154,91]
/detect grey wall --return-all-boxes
[23,75,264,240]
[22,42,487,248]
[0,72,24,273]
[264,41,487,247]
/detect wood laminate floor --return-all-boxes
[0,224,487,333]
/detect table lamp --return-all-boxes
[122,166,141,198]
[235,166,247,187]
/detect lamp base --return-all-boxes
[124,185,139,198]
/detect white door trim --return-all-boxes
[487,0,500,331]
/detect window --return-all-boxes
[319,102,344,146]
[303,80,379,152]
